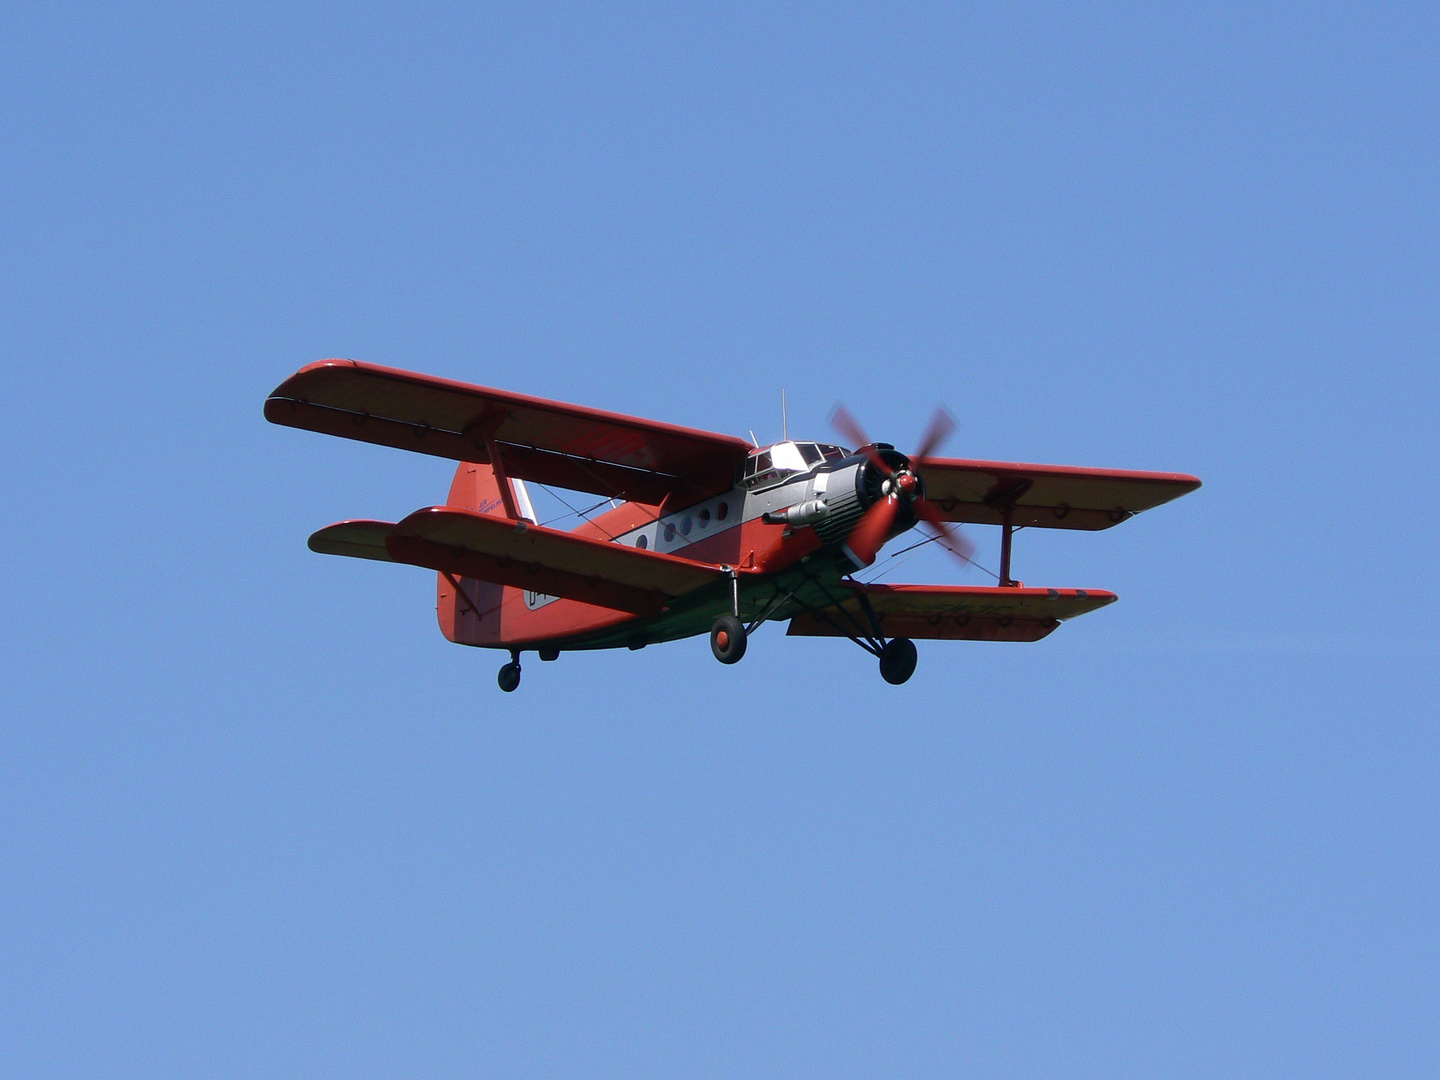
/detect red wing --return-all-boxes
[384,507,728,616]
[786,583,1117,642]
[920,458,1201,530]
[265,359,752,503]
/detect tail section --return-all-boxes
[434,462,638,650]
[436,461,533,644]
[442,460,536,522]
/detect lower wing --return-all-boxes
[786,582,1117,642]
[309,509,728,615]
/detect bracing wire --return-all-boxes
[858,530,1002,585]
[532,486,619,537]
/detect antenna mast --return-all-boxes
[781,389,787,441]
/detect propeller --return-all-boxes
[830,404,976,570]
[830,405,891,476]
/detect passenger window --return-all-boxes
[799,443,822,465]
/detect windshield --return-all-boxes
[738,441,847,488]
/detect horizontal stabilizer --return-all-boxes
[308,520,397,562]
[787,583,1117,642]
[386,506,729,616]
[920,458,1200,530]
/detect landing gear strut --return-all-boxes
[778,566,923,685]
[497,649,522,692]
[710,614,747,664]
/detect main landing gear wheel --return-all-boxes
[710,614,747,665]
[879,637,917,685]
[497,653,522,693]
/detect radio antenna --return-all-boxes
[781,389,788,441]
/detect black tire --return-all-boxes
[879,637,917,685]
[710,614,748,664]
[497,662,521,693]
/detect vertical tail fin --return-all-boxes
[443,461,536,521]
[436,461,536,644]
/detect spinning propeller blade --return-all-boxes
[841,494,901,568]
[912,406,956,465]
[829,404,891,474]
[915,496,977,567]
[830,401,976,570]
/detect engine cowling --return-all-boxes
[808,447,920,549]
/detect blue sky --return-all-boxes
[2,4,1436,1076]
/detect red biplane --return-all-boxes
[266,360,1200,691]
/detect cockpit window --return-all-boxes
[769,443,807,472]
[738,441,846,488]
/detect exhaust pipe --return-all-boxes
[762,499,831,527]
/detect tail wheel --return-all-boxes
[497,661,521,692]
[878,637,917,685]
[710,614,747,665]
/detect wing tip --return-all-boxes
[266,359,362,409]
[307,519,398,562]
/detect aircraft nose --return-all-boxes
[859,449,914,504]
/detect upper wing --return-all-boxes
[265,359,752,503]
[920,458,1201,530]
[384,506,728,615]
[786,583,1117,642]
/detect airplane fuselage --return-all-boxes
[438,441,913,652]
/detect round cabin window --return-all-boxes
[636,534,648,549]
[716,501,729,521]
[681,516,692,535]
[664,523,675,542]
[699,508,711,527]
